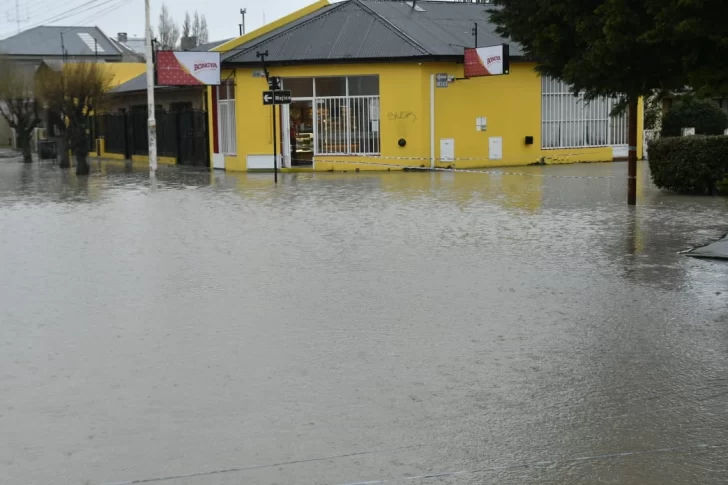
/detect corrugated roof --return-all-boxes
[363,0,523,57]
[0,26,123,58]
[222,0,520,65]
[110,72,148,93]
[191,39,234,52]
[222,1,428,63]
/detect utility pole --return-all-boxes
[240,8,247,35]
[144,0,158,183]
[257,50,278,184]
[628,98,638,205]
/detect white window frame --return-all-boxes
[311,77,380,156]
[217,81,237,155]
[541,76,627,149]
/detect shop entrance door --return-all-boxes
[287,100,314,166]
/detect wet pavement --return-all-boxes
[1,160,727,485]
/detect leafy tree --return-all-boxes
[490,0,686,205]
[0,56,41,163]
[661,97,728,137]
[182,12,191,39]
[36,62,113,175]
[157,3,180,50]
[192,11,201,43]
[661,0,728,97]
[199,15,209,45]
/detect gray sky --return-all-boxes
[0,0,318,41]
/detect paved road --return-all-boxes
[1,161,727,485]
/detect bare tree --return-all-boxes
[192,11,201,43]
[157,3,180,50]
[199,15,209,45]
[182,11,191,39]
[0,57,40,163]
[37,62,113,175]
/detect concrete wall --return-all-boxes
[210,61,644,172]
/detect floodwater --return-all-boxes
[1,160,727,485]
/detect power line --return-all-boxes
[0,0,128,61]
[5,0,93,28]
[0,0,120,39]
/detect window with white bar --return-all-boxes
[541,76,628,149]
[217,81,236,155]
[312,76,380,155]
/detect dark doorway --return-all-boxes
[177,110,209,167]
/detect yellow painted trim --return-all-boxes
[131,155,176,165]
[213,0,330,53]
[90,138,176,165]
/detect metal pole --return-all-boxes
[627,98,638,206]
[473,23,478,48]
[144,0,158,183]
[273,101,278,184]
[240,8,247,35]
[430,74,435,170]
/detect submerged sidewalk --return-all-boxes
[0,148,20,159]
[687,234,728,259]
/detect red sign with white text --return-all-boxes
[464,45,510,78]
[156,51,221,86]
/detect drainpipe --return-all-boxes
[430,73,435,170]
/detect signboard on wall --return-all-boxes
[156,51,221,86]
[464,44,510,78]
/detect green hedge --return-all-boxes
[649,135,728,194]
[661,98,728,138]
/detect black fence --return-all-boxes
[95,109,209,167]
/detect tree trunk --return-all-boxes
[19,131,33,163]
[628,98,638,206]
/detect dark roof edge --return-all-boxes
[110,86,197,95]
[223,54,528,68]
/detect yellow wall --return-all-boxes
[223,63,427,172]
[215,61,644,172]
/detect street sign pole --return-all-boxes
[260,76,290,183]
[273,92,278,184]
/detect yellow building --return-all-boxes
[208,0,643,172]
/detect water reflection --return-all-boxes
[0,159,726,485]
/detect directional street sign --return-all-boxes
[263,90,292,105]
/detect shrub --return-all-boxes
[648,135,728,194]
[661,98,728,138]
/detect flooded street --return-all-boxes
[1,160,727,485]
